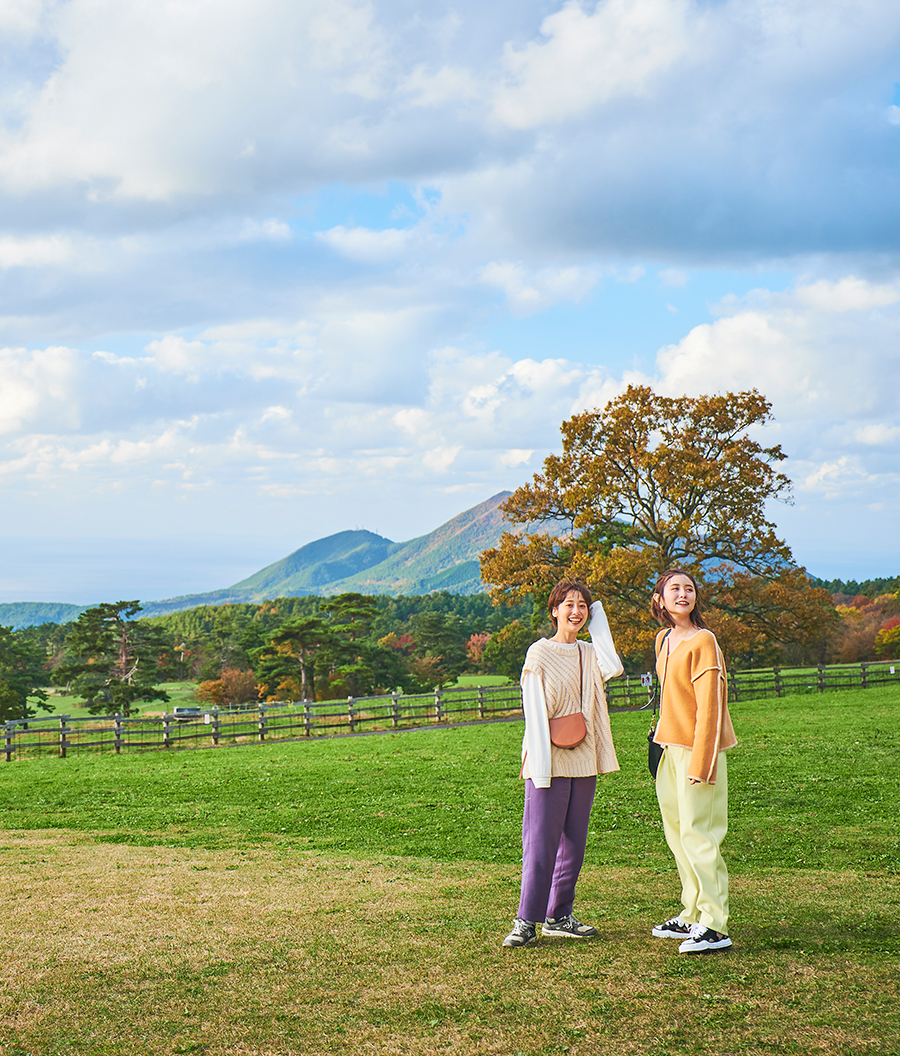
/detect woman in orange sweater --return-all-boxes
[649,569,737,954]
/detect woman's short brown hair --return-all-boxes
[547,580,593,627]
[650,569,708,629]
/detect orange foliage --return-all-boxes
[196,667,258,705]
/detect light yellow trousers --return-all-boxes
[655,744,729,935]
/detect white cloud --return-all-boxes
[0,0,44,34]
[479,261,599,314]
[317,224,414,261]
[499,448,533,467]
[401,63,480,108]
[0,345,81,434]
[855,423,900,445]
[793,276,900,313]
[651,274,900,517]
[422,444,461,472]
[0,235,73,267]
[0,0,391,198]
[494,0,692,129]
[238,218,293,242]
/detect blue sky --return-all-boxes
[1,0,899,603]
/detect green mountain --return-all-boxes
[231,530,398,595]
[0,601,89,630]
[322,491,511,596]
[139,491,512,617]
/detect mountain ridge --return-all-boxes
[0,492,514,624]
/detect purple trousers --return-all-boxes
[517,776,597,923]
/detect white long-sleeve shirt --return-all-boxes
[521,600,624,788]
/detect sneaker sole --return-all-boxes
[679,940,733,955]
[651,928,691,939]
[502,937,537,948]
[542,929,598,939]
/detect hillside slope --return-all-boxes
[139,491,512,616]
[0,601,89,630]
[231,530,398,594]
[323,492,510,596]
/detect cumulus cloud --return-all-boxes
[494,0,692,128]
[654,275,900,506]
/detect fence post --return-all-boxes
[258,705,267,742]
[477,686,485,719]
[391,691,400,728]
[728,670,738,703]
[860,662,868,689]
[774,669,782,698]
[303,702,311,737]
[435,688,444,722]
[114,714,123,754]
[817,665,825,693]
[163,715,172,750]
[59,716,69,758]
[211,710,220,746]
[348,696,356,732]
[5,721,13,763]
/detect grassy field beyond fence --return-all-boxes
[0,685,898,1056]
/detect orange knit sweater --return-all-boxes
[653,628,736,784]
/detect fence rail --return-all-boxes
[4,660,898,761]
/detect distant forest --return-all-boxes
[810,575,900,598]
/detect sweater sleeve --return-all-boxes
[589,600,624,680]
[521,670,552,787]
[688,634,726,784]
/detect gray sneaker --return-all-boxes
[502,918,537,947]
[542,914,599,939]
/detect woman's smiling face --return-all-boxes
[660,575,697,619]
[552,590,589,631]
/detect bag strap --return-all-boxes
[578,644,584,713]
[650,629,672,732]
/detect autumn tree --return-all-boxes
[875,617,900,659]
[196,667,259,706]
[54,601,175,715]
[480,385,836,666]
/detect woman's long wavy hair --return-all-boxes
[650,569,708,629]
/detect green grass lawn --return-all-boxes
[35,681,201,718]
[0,685,897,1056]
[450,674,515,687]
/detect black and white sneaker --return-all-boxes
[542,914,599,939]
[651,917,693,939]
[502,918,537,948]
[678,922,732,954]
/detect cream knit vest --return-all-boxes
[522,639,619,778]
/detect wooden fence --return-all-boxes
[3,660,898,761]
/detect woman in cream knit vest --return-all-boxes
[649,569,737,954]
[502,579,623,948]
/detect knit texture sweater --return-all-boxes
[521,638,619,780]
[653,628,736,784]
